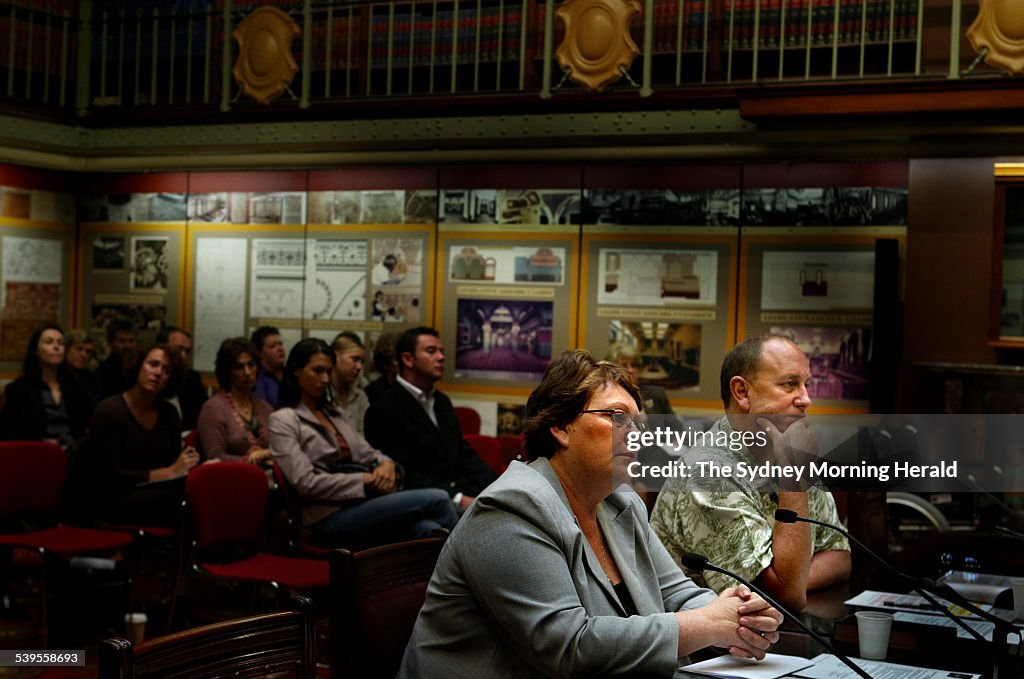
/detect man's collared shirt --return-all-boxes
[396,375,438,428]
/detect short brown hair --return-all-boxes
[719,334,798,408]
[523,350,641,460]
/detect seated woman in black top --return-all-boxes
[0,323,90,449]
[81,342,200,526]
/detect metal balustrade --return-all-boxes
[0,0,998,116]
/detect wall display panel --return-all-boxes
[740,187,909,227]
[580,225,736,408]
[305,223,433,338]
[437,222,578,395]
[438,189,581,225]
[78,220,186,347]
[740,231,905,412]
[0,187,74,371]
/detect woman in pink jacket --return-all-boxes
[268,338,457,547]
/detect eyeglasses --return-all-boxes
[580,409,649,433]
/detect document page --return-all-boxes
[792,653,981,679]
[682,653,814,679]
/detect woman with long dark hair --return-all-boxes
[0,323,90,449]
[269,338,457,547]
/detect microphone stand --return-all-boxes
[775,509,1021,678]
[681,553,873,679]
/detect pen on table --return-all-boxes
[883,600,940,610]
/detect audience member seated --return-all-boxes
[0,323,90,450]
[196,337,273,464]
[364,332,399,405]
[251,325,286,409]
[268,339,457,548]
[364,327,497,512]
[330,332,369,433]
[398,350,782,678]
[65,328,103,407]
[157,326,207,431]
[78,343,199,526]
[96,315,137,397]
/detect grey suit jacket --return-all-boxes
[398,458,717,679]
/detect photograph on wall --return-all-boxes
[742,187,908,227]
[761,250,874,311]
[92,236,126,270]
[250,239,305,319]
[439,189,580,225]
[449,244,566,286]
[581,189,740,226]
[187,193,229,222]
[497,402,527,436]
[370,289,421,323]
[404,190,438,223]
[304,239,368,321]
[608,320,702,390]
[454,298,553,381]
[92,303,168,333]
[371,238,424,288]
[249,193,305,224]
[307,191,360,224]
[130,237,170,292]
[597,247,718,306]
[770,325,872,401]
[1001,282,1024,336]
[360,190,405,224]
[80,193,186,223]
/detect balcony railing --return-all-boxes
[0,0,998,117]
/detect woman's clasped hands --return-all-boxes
[678,586,782,660]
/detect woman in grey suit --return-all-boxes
[399,350,782,678]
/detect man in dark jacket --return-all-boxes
[364,326,496,511]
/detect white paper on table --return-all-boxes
[844,590,993,617]
[893,611,1022,644]
[681,653,814,679]
[791,653,980,679]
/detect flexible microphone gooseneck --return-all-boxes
[680,552,873,679]
[774,508,1021,678]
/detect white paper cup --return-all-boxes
[1012,579,1024,621]
[855,611,893,660]
[124,612,148,645]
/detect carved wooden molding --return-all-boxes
[232,7,301,105]
[555,0,641,92]
[967,0,1024,75]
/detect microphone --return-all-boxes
[774,508,1019,676]
[680,552,873,679]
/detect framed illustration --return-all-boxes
[580,225,735,407]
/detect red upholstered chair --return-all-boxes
[167,463,328,629]
[464,433,508,475]
[272,461,330,558]
[329,536,447,679]
[453,406,481,435]
[0,441,135,646]
[497,433,526,464]
[99,595,315,679]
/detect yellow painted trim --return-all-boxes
[440,382,534,398]
[0,217,69,230]
[79,221,188,231]
[186,223,305,234]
